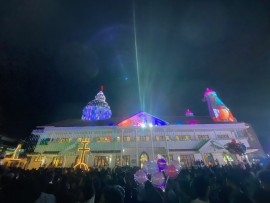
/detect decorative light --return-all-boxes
[203,88,236,122]
[3,144,26,167]
[188,120,198,125]
[82,86,112,121]
[73,138,90,171]
[185,109,194,116]
[118,112,168,127]
[149,123,153,128]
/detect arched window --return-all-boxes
[140,152,149,168]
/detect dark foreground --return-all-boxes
[0,164,270,203]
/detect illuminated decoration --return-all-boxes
[7,144,22,161]
[3,144,27,168]
[24,86,264,170]
[188,120,197,125]
[73,138,90,171]
[185,109,194,116]
[34,155,44,162]
[118,112,168,127]
[56,138,70,143]
[96,136,111,142]
[52,156,64,167]
[82,86,112,121]
[225,139,247,155]
[0,146,20,156]
[203,88,236,122]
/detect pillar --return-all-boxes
[150,129,154,160]
[121,129,124,166]
[165,129,169,160]
[135,129,139,166]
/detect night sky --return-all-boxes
[0,0,269,152]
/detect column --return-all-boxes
[201,152,205,163]
[233,130,237,140]
[150,129,154,160]
[63,155,66,167]
[213,130,217,139]
[121,129,124,166]
[164,129,169,160]
[135,129,139,166]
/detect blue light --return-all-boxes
[82,90,112,121]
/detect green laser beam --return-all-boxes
[133,1,143,111]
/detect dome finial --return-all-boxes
[100,85,104,91]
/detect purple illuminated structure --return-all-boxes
[118,112,168,127]
[81,86,112,121]
[203,88,236,122]
[185,109,194,116]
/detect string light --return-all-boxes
[73,138,90,171]
[82,86,112,121]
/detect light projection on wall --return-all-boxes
[82,86,112,121]
[117,112,168,127]
[203,88,236,122]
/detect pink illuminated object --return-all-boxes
[118,112,168,127]
[185,109,194,116]
[203,88,236,122]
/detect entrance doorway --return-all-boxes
[140,152,149,168]
[204,153,214,166]
[94,156,109,167]
[115,155,130,166]
[179,154,195,168]
[223,153,234,164]
[51,156,64,167]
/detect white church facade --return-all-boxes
[24,88,264,169]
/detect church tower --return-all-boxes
[204,88,236,122]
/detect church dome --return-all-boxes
[82,86,112,121]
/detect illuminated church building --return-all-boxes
[25,88,264,169]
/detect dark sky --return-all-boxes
[0,0,270,152]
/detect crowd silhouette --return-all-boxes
[0,162,270,203]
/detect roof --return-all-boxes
[41,113,234,127]
[162,116,215,125]
[117,112,168,127]
[43,118,120,127]
[0,135,18,147]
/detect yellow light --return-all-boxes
[3,144,26,168]
[73,138,90,171]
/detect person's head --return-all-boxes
[82,176,95,201]
[226,172,242,191]
[257,170,270,191]
[229,192,253,203]
[191,175,210,199]
[98,186,124,203]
